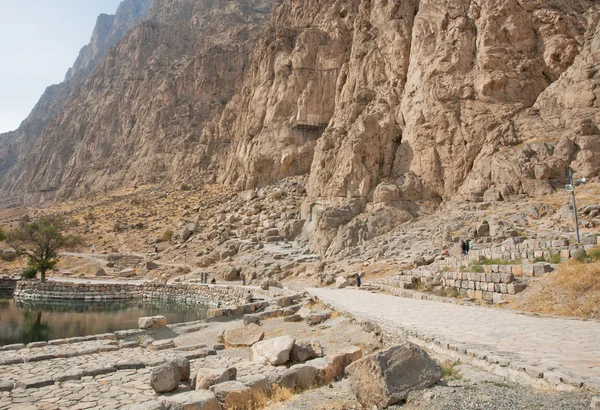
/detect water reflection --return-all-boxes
[0,297,208,346]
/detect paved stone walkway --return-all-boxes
[308,288,600,392]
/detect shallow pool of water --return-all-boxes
[0,296,209,346]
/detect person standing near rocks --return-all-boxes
[461,240,468,255]
[356,273,361,288]
[154,243,159,253]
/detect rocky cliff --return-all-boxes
[208,0,600,253]
[5,0,273,205]
[2,0,600,254]
[0,0,153,205]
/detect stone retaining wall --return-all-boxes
[0,277,18,293]
[14,281,248,308]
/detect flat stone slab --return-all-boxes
[0,343,25,351]
[16,378,54,389]
[0,380,14,392]
[26,341,48,349]
[0,356,23,365]
[24,354,57,363]
[82,365,117,377]
[114,360,146,370]
[150,340,175,351]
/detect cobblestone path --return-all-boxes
[308,287,600,392]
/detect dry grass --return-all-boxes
[512,260,600,319]
[242,384,294,410]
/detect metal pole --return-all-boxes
[569,170,581,244]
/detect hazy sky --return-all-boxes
[0,0,124,133]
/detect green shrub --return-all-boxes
[588,249,600,262]
[21,267,38,279]
[533,257,547,263]
[162,229,174,242]
[573,250,590,263]
[549,253,562,264]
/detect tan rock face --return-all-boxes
[2,0,600,254]
[0,0,153,206]
[6,0,274,205]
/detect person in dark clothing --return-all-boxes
[461,240,468,255]
[356,273,361,288]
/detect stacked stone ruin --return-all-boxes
[371,236,600,304]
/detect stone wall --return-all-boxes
[0,277,18,294]
[13,281,249,307]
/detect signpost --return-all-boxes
[567,170,586,244]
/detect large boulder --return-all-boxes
[250,336,295,365]
[223,324,264,347]
[138,316,167,329]
[150,362,181,393]
[259,278,282,290]
[373,182,400,203]
[346,344,443,409]
[194,367,236,390]
[306,346,363,385]
[173,357,191,382]
[335,276,349,289]
[274,364,318,391]
[210,381,253,410]
[291,340,324,363]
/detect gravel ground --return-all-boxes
[266,363,595,410]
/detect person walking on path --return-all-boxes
[356,273,361,288]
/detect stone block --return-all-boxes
[151,362,180,393]
[532,263,553,276]
[0,380,14,392]
[346,344,442,409]
[195,368,234,390]
[522,265,535,276]
[151,339,175,351]
[114,360,146,370]
[511,265,523,276]
[281,364,319,391]
[210,381,253,410]
[166,390,220,410]
[17,378,54,389]
[507,284,526,295]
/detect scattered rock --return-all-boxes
[260,278,282,290]
[223,324,264,347]
[307,310,331,325]
[347,343,443,408]
[150,362,181,393]
[195,368,235,390]
[165,390,220,410]
[291,340,324,363]
[210,381,253,410]
[275,363,318,390]
[173,357,191,382]
[250,335,295,365]
[335,276,349,288]
[95,268,107,277]
[138,316,168,329]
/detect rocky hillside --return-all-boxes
[0,0,153,206]
[1,0,600,254]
